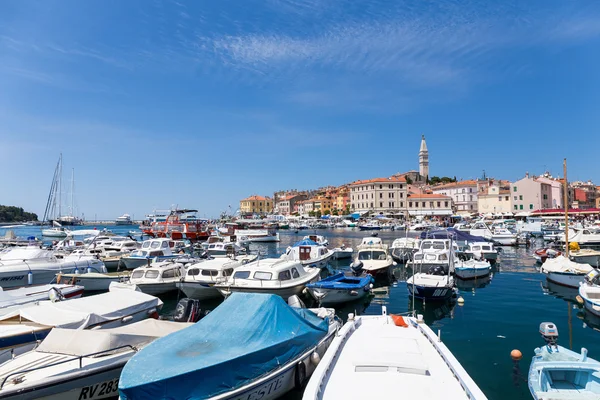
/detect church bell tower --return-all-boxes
[419,135,429,180]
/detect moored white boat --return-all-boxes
[540,255,592,288]
[118,293,340,400]
[579,270,600,317]
[352,237,393,277]
[281,239,333,269]
[303,306,487,400]
[302,234,328,246]
[390,237,420,263]
[454,259,491,280]
[115,213,133,225]
[120,238,177,270]
[56,271,131,291]
[214,258,320,299]
[125,260,186,295]
[0,319,192,400]
[406,273,455,301]
[465,242,498,264]
[331,245,353,260]
[0,284,84,317]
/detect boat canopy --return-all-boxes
[420,228,487,243]
[292,239,319,247]
[0,290,162,329]
[119,293,328,399]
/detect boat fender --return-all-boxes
[27,271,33,285]
[350,290,359,296]
[294,361,307,390]
[310,351,321,366]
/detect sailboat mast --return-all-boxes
[563,158,569,258]
[58,153,63,219]
[70,168,75,217]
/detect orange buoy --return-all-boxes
[511,349,522,361]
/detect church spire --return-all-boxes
[419,135,429,179]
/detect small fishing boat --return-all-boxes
[528,322,600,399]
[205,241,246,258]
[0,288,162,364]
[465,242,498,264]
[302,234,329,246]
[358,221,381,231]
[306,272,373,305]
[56,271,131,291]
[352,237,394,277]
[119,293,340,400]
[540,255,593,288]
[454,259,491,280]
[177,255,258,300]
[570,248,600,267]
[303,306,487,400]
[120,238,178,270]
[0,319,192,399]
[534,247,562,263]
[330,245,353,260]
[406,273,455,301]
[214,258,320,299]
[125,259,186,295]
[281,239,333,269]
[390,237,420,263]
[579,269,600,317]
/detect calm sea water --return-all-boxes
[3,225,599,400]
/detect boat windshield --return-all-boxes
[254,271,272,280]
[132,270,144,279]
[201,269,218,277]
[145,270,159,279]
[233,271,251,279]
[142,242,151,249]
[358,250,386,260]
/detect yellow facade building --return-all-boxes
[239,195,273,215]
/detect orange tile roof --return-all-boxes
[241,195,271,201]
[350,176,407,185]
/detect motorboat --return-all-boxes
[562,228,600,245]
[406,273,455,301]
[302,234,329,246]
[0,288,162,363]
[306,272,373,305]
[115,213,134,225]
[407,239,455,274]
[177,255,258,300]
[234,228,280,242]
[41,226,71,238]
[126,260,187,295]
[359,221,381,231]
[579,270,600,317]
[528,322,600,399]
[352,237,394,277]
[390,237,420,263]
[534,247,562,263]
[0,319,192,399]
[56,271,131,291]
[205,241,246,258]
[281,239,333,269]
[570,248,600,267]
[119,293,340,400]
[0,284,84,317]
[142,209,210,242]
[464,242,498,264]
[342,220,357,228]
[120,238,177,270]
[331,244,353,260]
[0,245,106,289]
[454,259,491,280]
[540,256,593,288]
[468,222,517,246]
[303,306,487,400]
[214,258,320,299]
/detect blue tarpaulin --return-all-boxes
[292,239,319,247]
[119,293,329,400]
[419,228,488,243]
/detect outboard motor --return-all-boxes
[164,298,210,323]
[350,260,364,276]
[585,269,600,285]
[539,322,559,346]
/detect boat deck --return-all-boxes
[321,315,471,398]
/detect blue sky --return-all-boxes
[1,0,599,219]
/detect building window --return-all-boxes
[429,202,434,208]
[380,185,383,189]
[530,204,534,210]
[514,205,518,210]
[462,188,465,193]
[400,202,404,208]
[505,196,509,201]
[470,195,473,201]
[370,202,374,208]
[392,202,395,208]
[514,196,517,201]
[520,205,523,210]
[437,201,441,207]
[400,193,403,198]
[422,202,426,207]
[519,195,523,200]
[513,186,517,192]
[379,202,383,208]
[470,205,474,210]
[469,188,473,193]
[389,184,393,189]
[463,195,466,201]
[371,194,374,199]
[380,193,383,199]
[543,194,548,200]
[498,196,502,201]
[409,202,413,208]
[444,201,449,207]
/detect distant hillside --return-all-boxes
[0,205,38,222]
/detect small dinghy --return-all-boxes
[541,255,593,288]
[529,322,600,399]
[0,288,162,364]
[119,293,340,400]
[534,247,562,263]
[303,306,487,399]
[0,319,192,399]
[454,259,491,280]
[579,269,600,317]
[306,272,373,305]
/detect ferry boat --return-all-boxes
[115,213,133,225]
[303,306,487,400]
[142,209,210,242]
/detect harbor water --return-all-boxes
[3,225,599,400]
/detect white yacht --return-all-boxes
[331,244,353,260]
[120,238,177,269]
[407,239,455,274]
[41,226,71,238]
[115,213,133,225]
[126,260,187,295]
[205,241,246,258]
[281,239,333,269]
[352,237,394,277]
[177,255,258,300]
[565,228,600,245]
[0,284,84,317]
[303,307,487,400]
[214,258,320,299]
[0,245,106,288]
[234,228,280,242]
[467,221,517,246]
[0,319,191,399]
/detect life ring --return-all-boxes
[294,361,307,390]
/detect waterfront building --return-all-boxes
[275,193,308,216]
[477,180,513,214]
[349,176,408,216]
[407,193,453,216]
[511,174,553,212]
[536,173,565,208]
[431,180,478,215]
[570,180,598,209]
[239,195,274,215]
[333,186,350,214]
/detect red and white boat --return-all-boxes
[533,247,562,263]
[142,209,210,242]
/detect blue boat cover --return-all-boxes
[119,293,328,400]
[292,239,319,247]
[420,228,487,243]
[306,272,372,290]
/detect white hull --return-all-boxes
[492,236,517,246]
[62,275,127,291]
[0,259,105,289]
[41,230,69,238]
[301,253,333,269]
[134,281,180,296]
[571,254,600,266]
[177,282,221,300]
[219,283,308,299]
[247,235,280,243]
[545,272,586,288]
[455,267,491,280]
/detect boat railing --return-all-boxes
[0,344,139,389]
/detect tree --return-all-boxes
[344,205,351,215]
[406,176,413,185]
[0,205,38,222]
[308,211,316,217]
[315,211,322,218]
[323,209,331,216]
[331,209,339,216]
